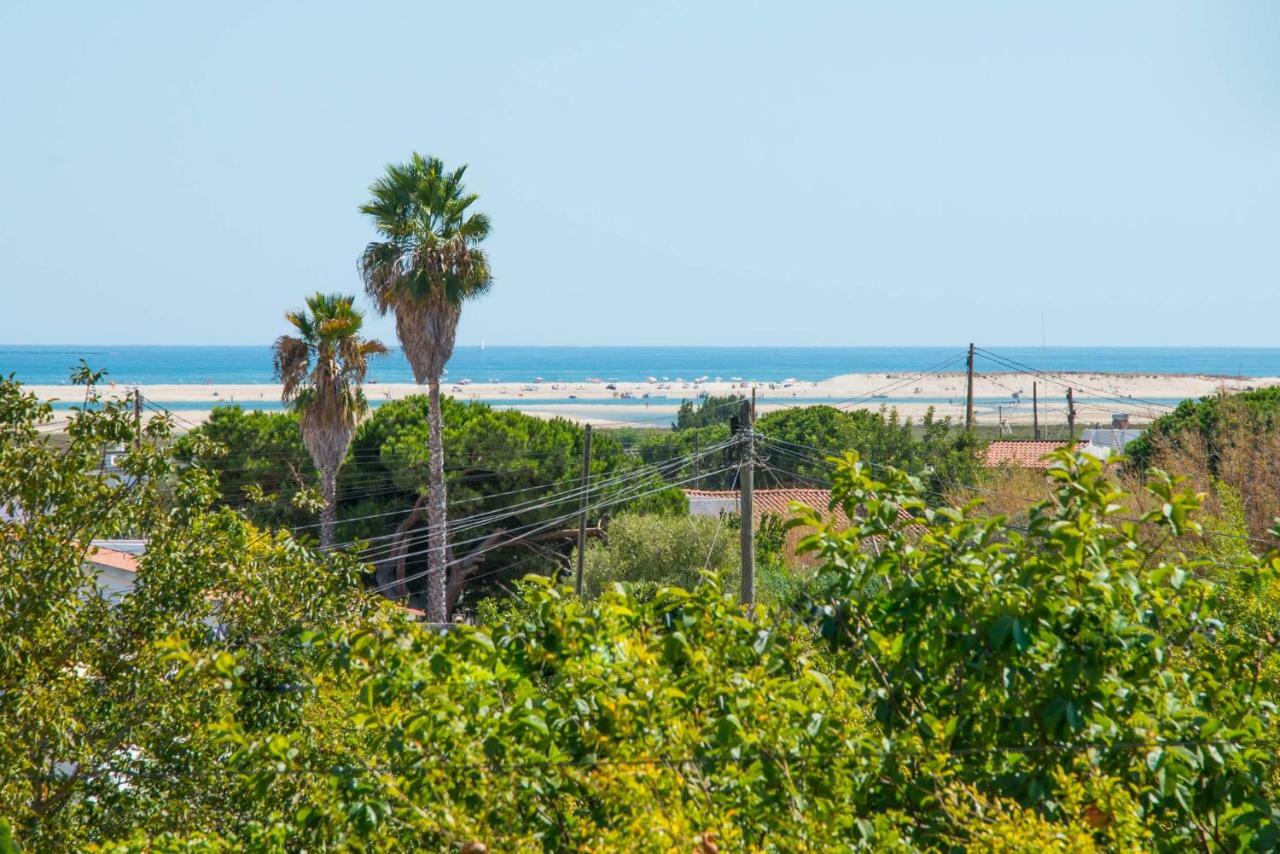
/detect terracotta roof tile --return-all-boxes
[985,440,1088,469]
[86,546,140,574]
[684,488,850,526]
[684,488,918,566]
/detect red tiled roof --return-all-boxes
[985,440,1087,469]
[86,546,140,573]
[683,488,925,566]
[685,487,849,525]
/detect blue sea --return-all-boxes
[6,345,1280,385]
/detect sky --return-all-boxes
[1,1,1278,347]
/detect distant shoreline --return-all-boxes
[26,371,1277,430]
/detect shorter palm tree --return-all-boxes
[273,293,386,548]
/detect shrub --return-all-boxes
[794,449,1280,848]
[579,513,738,597]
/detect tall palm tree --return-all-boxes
[358,153,492,621]
[273,292,386,549]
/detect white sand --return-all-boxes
[29,372,1280,430]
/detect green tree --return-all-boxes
[342,396,685,611]
[161,577,881,851]
[578,513,739,598]
[273,292,386,548]
[0,370,382,850]
[359,153,494,621]
[173,406,315,530]
[757,405,980,499]
[636,404,981,499]
[672,393,745,430]
[636,423,736,488]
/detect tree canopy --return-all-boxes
[1127,386,1280,474]
[5,372,1280,850]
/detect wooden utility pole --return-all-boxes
[1066,388,1076,438]
[573,424,593,597]
[738,399,755,608]
[132,388,143,450]
[1032,382,1039,440]
[693,432,701,489]
[965,343,975,430]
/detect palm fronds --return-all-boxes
[272,293,386,544]
[358,153,493,317]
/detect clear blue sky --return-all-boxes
[2,1,1278,347]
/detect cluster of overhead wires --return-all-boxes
[974,347,1178,421]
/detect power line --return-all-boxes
[355,451,725,562]
[354,441,741,565]
[368,457,741,585]
[368,461,739,596]
[974,348,1177,416]
[313,438,742,554]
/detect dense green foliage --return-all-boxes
[1122,388,1280,543]
[0,372,386,850]
[578,513,737,597]
[174,406,317,530]
[578,512,824,609]
[1127,387,1280,473]
[794,449,1280,849]
[6,373,1280,850]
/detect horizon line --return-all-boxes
[6,343,1280,351]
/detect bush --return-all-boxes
[579,511,826,609]
[579,513,738,597]
[1127,390,1280,542]
[794,449,1280,848]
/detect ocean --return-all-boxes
[6,345,1280,386]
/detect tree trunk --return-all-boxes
[383,493,429,598]
[320,464,338,550]
[425,377,449,622]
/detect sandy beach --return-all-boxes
[28,372,1280,431]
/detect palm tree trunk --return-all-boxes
[320,465,338,549]
[425,377,449,622]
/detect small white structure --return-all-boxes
[1079,428,1144,461]
[685,491,738,518]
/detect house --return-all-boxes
[82,539,427,622]
[684,487,854,567]
[86,541,145,601]
[984,440,1088,469]
[985,429,1145,469]
[1079,428,1144,460]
